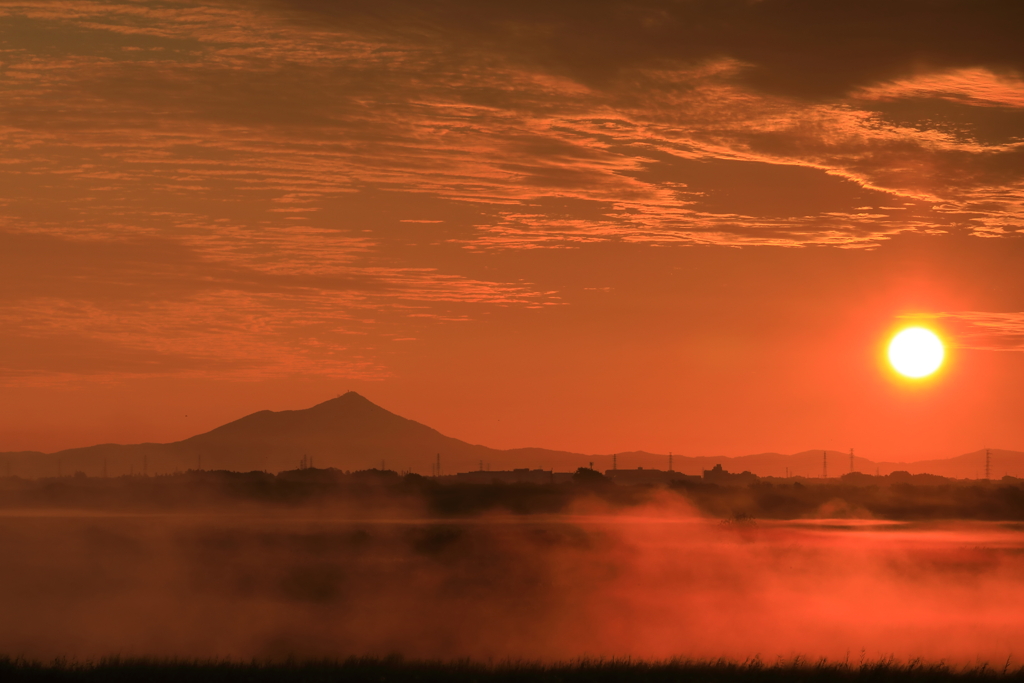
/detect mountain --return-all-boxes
[0,393,593,478]
[873,449,1024,480]
[1,392,1021,480]
[626,449,1024,480]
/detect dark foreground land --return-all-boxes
[4,467,1024,520]
[3,657,1024,683]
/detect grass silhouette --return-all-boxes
[1,656,1022,682]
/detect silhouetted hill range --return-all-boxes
[2,392,1021,479]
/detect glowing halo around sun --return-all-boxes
[888,327,945,378]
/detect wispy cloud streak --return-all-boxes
[2,0,1023,384]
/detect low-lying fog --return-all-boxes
[1,495,1022,663]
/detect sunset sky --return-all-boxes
[2,0,1023,461]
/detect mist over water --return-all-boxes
[1,495,1023,663]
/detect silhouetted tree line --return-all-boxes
[2,467,1024,520]
[671,478,1024,521]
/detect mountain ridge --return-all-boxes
[1,392,1021,480]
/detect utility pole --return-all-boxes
[613,454,617,470]
[850,448,854,474]
[822,451,827,479]
[669,451,673,472]
[436,453,440,477]
[986,448,991,481]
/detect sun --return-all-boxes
[888,327,945,378]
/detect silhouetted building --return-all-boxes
[702,463,757,486]
[605,467,700,486]
[884,470,950,486]
[454,468,572,484]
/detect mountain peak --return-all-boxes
[309,391,388,413]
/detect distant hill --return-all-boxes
[0,393,593,478]
[621,449,1024,481]
[872,449,1024,481]
[1,392,1021,479]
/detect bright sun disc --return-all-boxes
[888,327,944,378]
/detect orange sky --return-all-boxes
[2,0,1023,461]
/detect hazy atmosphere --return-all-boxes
[3,0,1024,675]
[5,507,1024,663]
[3,0,1024,461]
